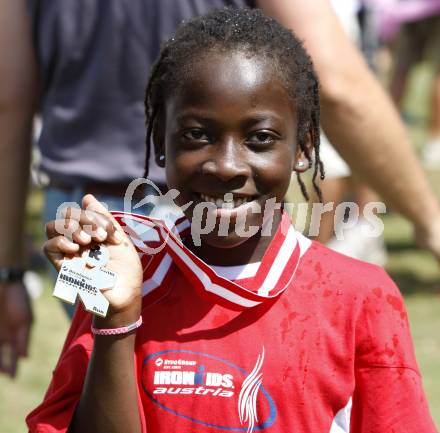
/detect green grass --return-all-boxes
[0,279,69,433]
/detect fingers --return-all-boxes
[82,194,126,239]
[8,349,18,378]
[0,341,6,375]
[45,203,123,246]
[0,341,18,378]
[0,284,33,378]
[43,236,80,270]
[63,206,119,244]
[14,318,31,358]
[44,194,126,268]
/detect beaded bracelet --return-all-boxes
[91,316,143,336]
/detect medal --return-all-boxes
[53,244,117,317]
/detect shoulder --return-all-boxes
[298,239,396,299]
[296,237,404,325]
[299,240,418,369]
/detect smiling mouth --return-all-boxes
[197,193,258,209]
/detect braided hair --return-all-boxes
[144,7,324,200]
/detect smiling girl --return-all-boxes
[27,8,437,433]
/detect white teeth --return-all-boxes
[199,193,252,208]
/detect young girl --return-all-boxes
[27,8,437,433]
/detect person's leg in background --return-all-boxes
[316,134,387,266]
[428,73,440,139]
[314,178,348,244]
[389,21,420,111]
[422,15,440,168]
[314,133,350,244]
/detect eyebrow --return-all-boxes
[242,113,285,126]
[176,111,285,125]
[175,112,213,124]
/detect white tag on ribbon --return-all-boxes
[53,244,117,317]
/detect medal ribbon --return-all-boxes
[111,211,304,309]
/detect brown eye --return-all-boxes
[247,131,276,146]
[183,128,209,141]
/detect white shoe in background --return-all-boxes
[24,271,44,299]
[422,137,440,169]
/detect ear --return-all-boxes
[293,131,313,173]
[153,116,166,167]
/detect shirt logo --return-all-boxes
[141,349,276,431]
[239,348,265,433]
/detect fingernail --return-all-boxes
[79,230,91,242]
[96,227,107,240]
[64,239,80,250]
[114,230,124,243]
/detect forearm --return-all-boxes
[0,114,32,266]
[0,0,37,266]
[320,72,440,228]
[69,312,142,433]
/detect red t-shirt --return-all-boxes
[27,240,437,433]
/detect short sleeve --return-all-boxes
[26,304,148,433]
[350,269,438,433]
[26,306,93,433]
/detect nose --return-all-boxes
[201,139,251,182]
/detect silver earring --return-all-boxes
[296,160,305,169]
[159,155,165,162]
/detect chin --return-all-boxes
[200,232,253,249]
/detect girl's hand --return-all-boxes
[44,194,143,321]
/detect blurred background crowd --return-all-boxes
[0,1,439,431]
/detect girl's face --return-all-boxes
[159,50,307,256]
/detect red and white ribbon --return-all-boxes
[112,211,309,310]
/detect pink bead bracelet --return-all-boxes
[91,316,143,336]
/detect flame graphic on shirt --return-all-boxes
[238,347,265,433]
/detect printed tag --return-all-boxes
[84,243,110,268]
[53,244,116,317]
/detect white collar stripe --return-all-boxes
[142,253,173,295]
[258,226,297,296]
[112,211,304,309]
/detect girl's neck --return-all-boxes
[185,212,282,266]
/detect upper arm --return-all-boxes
[351,366,437,432]
[351,272,437,432]
[0,0,37,111]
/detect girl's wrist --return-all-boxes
[92,316,142,336]
[93,304,142,331]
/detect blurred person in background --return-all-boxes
[374,0,440,167]
[2,0,440,379]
